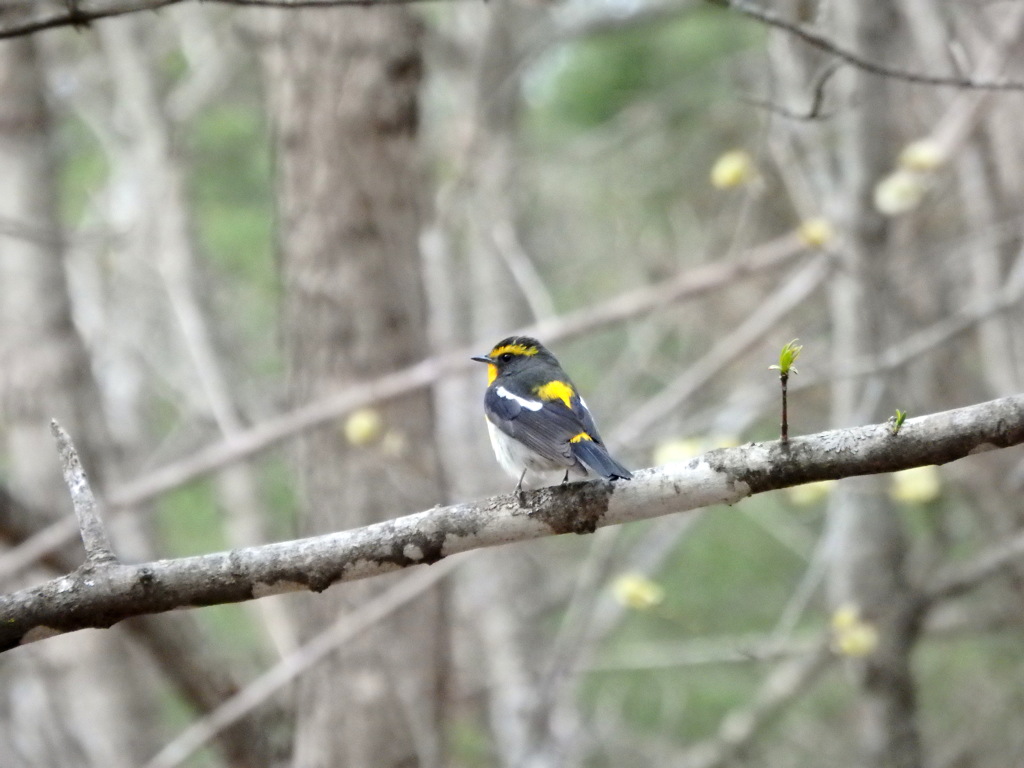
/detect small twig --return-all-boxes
[612,258,827,447]
[741,61,841,122]
[780,371,790,441]
[770,339,803,444]
[50,420,117,566]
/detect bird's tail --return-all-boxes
[571,440,632,480]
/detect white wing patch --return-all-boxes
[495,386,543,411]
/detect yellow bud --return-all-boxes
[786,479,837,506]
[873,170,926,216]
[833,622,879,657]
[611,573,665,610]
[711,150,757,189]
[344,408,384,447]
[830,603,879,657]
[797,217,835,248]
[890,465,941,504]
[831,602,861,631]
[898,139,945,172]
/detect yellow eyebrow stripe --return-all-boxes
[569,432,593,443]
[490,343,538,358]
[535,380,574,410]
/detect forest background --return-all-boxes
[1,1,1023,767]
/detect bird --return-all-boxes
[472,335,632,499]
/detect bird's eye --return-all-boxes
[499,353,513,363]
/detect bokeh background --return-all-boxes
[1,1,1023,767]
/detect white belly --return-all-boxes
[486,421,583,488]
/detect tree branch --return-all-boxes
[1,394,1021,653]
[710,0,1024,91]
[0,0,466,40]
[6,0,1024,98]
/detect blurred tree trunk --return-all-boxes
[825,4,923,768]
[0,37,156,768]
[262,8,447,768]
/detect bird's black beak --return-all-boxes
[471,355,493,364]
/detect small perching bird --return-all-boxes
[472,336,632,497]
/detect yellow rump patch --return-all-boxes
[569,432,593,443]
[535,380,575,409]
[490,343,538,358]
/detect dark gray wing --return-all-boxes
[484,386,580,466]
